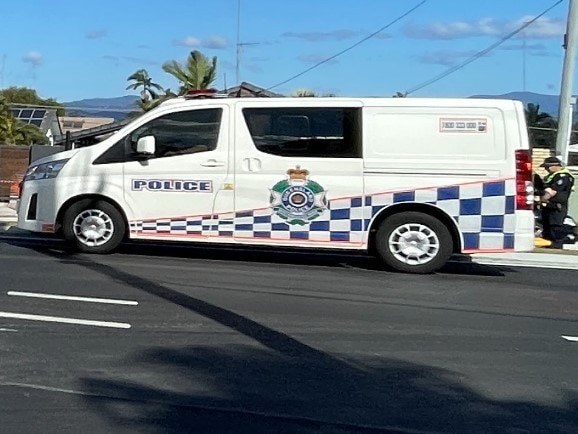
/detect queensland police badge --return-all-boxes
[270,166,328,225]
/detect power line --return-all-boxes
[263,0,429,93]
[404,0,564,95]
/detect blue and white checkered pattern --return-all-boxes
[130,178,517,251]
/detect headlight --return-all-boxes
[24,159,70,182]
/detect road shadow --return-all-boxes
[12,245,577,432]
[3,234,515,278]
[77,344,578,434]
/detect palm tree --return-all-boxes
[162,50,217,94]
[525,103,553,126]
[126,69,164,100]
[525,103,557,149]
[292,89,318,97]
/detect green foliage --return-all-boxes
[291,89,318,97]
[525,103,557,149]
[0,96,48,145]
[0,86,64,116]
[126,50,218,114]
[162,50,218,94]
[126,69,164,100]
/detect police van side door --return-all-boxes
[122,104,231,235]
[233,101,365,246]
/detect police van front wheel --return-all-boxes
[375,212,453,274]
[63,200,126,254]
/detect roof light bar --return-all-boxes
[183,88,228,99]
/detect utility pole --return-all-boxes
[556,0,578,163]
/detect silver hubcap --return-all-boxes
[388,223,440,266]
[73,209,114,247]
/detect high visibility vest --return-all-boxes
[544,168,575,192]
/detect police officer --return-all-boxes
[539,157,575,248]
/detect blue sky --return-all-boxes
[0,0,574,102]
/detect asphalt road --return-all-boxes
[0,237,577,434]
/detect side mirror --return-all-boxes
[136,135,155,155]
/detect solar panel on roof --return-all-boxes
[20,109,33,118]
[30,119,43,127]
[31,109,46,119]
[9,109,19,117]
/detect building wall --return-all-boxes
[532,148,553,178]
[59,116,115,134]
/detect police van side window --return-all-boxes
[93,108,222,165]
[242,107,362,158]
[128,108,222,159]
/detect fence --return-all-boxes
[0,145,65,201]
[0,145,30,201]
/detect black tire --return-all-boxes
[62,199,126,254]
[374,211,453,274]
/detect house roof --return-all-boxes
[10,107,62,136]
[52,118,131,146]
[222,82,284,98]
[52,82,284,146]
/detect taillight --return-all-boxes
[515,149,533,210]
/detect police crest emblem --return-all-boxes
[270,166,328,225]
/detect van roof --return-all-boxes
[158,95,521,109]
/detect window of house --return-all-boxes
[127,108,222,159]
[242,107,362,158]
[62,121,84,129]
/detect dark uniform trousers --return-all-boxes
[542,204,568,245]
[541,168,575,247]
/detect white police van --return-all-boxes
[17,90,535,273]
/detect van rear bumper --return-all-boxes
[514,210,535,251]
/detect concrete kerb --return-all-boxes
[470,252,578,270]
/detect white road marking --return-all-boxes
[0,328,17,332]
[7,291,138,306]
[0,382,96,397]
[561,335,578,342]
[0,312,131,329]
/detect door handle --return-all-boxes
[242,158,262,172]
[201,159,225,167]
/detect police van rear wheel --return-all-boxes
[63,200,125,254]
[375,212,453,274]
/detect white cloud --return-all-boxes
[173,36,228,50]
[22,51,43,67]
[174,36,202,48]
[203,36,228,50]
[405,16,565,40]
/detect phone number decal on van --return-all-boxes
[439,118,487,133]
[132,179,213,192]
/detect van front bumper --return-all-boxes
[17,180,58,234]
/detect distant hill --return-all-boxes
[62,91,564,121]
[62,95,139,120]
[469,92,560,117]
